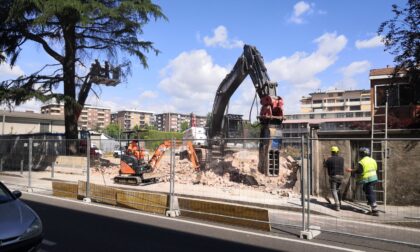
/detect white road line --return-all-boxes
[24,192,363,252]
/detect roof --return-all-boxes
[369,67,407,76]
[1,110,64,121]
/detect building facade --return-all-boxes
[41,103,111,131]
[283,89,372,144]
[1,110,65,135]
[300,89,371,113]
[155,112,207,132]
[115,110,155,130]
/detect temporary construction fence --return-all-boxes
[0,136,420,246]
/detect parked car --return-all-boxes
[0,182,43,251]
[113,146,125,158]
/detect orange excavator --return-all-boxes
[114,139,200,185]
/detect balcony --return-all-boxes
[324,102,344,107]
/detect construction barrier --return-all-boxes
[116,190,168,215]
[178,197,271,231]
[52,180,78,199]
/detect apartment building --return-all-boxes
[282,89,372,144]
[41,103,111,130]
[300,89,371,113]
[155,112,207,132]
[115,110,155,130]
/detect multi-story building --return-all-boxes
[282,89,372,144]
[41,103,111,131]
[114,110,155,130]
[300,89,371,113]
[155,112,207,132]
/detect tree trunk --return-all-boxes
[62,20,78,154]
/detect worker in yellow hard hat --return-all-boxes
[324,146,344,211]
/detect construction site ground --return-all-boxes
[1,151,420,246]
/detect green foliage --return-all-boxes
[243,121,261,138]
[139,129,182,150]
[378,0,419,71]
[0,0,167,140]
[378,0,419,102]
[104,123,122,139]
[180,121,189,132]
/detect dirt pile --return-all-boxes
[94,150,300,197]
[156,150,300,197]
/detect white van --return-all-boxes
[183,127,208,147]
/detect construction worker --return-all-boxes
[324,146,344,211]
[346,147,379,216]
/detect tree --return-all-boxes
[378,0,419,101]
[104,123,121,139]
[180,121,189,132]
[0,0,166,153]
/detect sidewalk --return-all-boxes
[2,169,420,246]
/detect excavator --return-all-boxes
[114,136,200,185]
[209,44,284,176]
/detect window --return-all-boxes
[350,105,361,111]
[349,98,360,102]
[375,83,411,107]
[313,100,322,104]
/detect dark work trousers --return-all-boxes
[362,181,377,207]
[329,175,343,206]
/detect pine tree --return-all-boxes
[0,0,166,153]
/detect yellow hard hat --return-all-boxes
[331,146,339,153]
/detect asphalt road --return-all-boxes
[20,193,373,252]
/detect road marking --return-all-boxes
[24,193,363,252]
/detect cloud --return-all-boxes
[11,98,43,112]
[158,49,228,115]
[355,35,384,49]
[139,90,158,99]
[289,1,313,24]
[203,26,244,49]
[331,60,371,90]
[266,32,347,113]
[0,63,24,80]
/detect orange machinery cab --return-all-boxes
[119,154,152,175]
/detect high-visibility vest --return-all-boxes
[357,156,378,183]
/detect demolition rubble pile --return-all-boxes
[156,150,300,197]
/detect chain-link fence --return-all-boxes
[1,136,419,245]
[310,137,420,245]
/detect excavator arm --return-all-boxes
[209,44,284,139]
[209,44,284,177]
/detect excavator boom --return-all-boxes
[209,44,284,176]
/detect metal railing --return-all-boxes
[0,136,419,246]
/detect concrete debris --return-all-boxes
[95,150,300,198]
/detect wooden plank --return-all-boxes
[178,197,271,231]
[52,181,78,199]
[116,190,168,215]
[77,181,118,205]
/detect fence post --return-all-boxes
[51,161,55,178]
[0,158,3,172]
[166,138,179,217]
[20,160,23,175]
[28,138,32,192]
[300,135,305,230]
[84,136,91,203]
[306,135,311,230]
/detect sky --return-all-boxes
[0,0,405,120]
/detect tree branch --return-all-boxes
[23,31,64,64]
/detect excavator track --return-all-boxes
[113,175,142,185]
